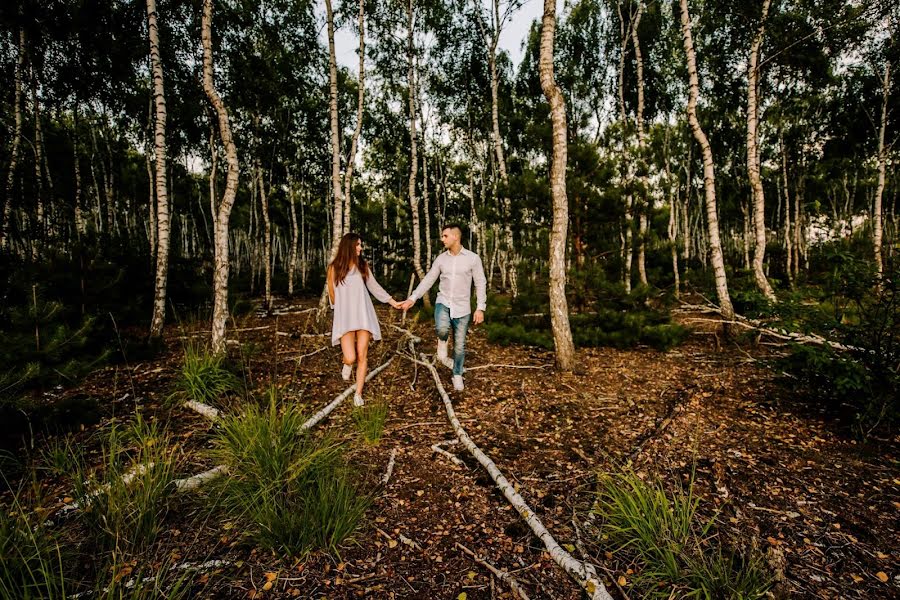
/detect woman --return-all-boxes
[327,233,399,406]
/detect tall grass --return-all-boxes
[169,342,240,408]
[594,470,771,599]
[75,414,179,554]
[209,397,370,556]
[352,400,388,445]
[0,491,68,600]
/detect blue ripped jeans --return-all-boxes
[434,303,470,376]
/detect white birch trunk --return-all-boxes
[631,2,649,287]
[1,28,25,250]
[679,0,734,319]
[148,0,172,337]
[342,0,366,234]
[202,0,240,356]
[874,63,890,281]
[540,0,576,371]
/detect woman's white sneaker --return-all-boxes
[452,375,464,391]
[353,393,364,407]
[341,364,353,381]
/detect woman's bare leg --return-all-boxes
[355,330,371,396]
[340,331,357,366]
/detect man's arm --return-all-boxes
[472,254,487,312]
[407,256,442,304]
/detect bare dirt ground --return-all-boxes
[27,298,900,599]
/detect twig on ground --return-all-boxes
[382,447,398,485]
[456,542,532,600]
[184,400,220,420]
[466,364,552,371]
[431,439,466,467]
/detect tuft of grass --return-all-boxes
[209,397,370,556]
[38,433,80,477]
[352,401,388,445]
[594,470,771,599]
[75,414,179,554]
[0,490,69,599]
[169,342,240,408]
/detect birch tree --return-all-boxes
[540,0,576,371]
[342,0,366,234]
[679,0,734,319]
[201,0,240,355]
[873,62,890,282]
[746,0,776,301]
[147,0,171,338]
[1,28,25,251]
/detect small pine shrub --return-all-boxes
[209,398,370,556]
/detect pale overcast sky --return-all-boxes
[321,0,544,72]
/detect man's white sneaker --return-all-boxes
[437,339,449,362]
[452,375,464,391]
[440,356,454,370]
[341,364,353,381]
[353,393,364,407]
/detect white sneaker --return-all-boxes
[440,356,454,370]
[452,375,464,391]
[341,364,353,381]
[353,393,364,407]
[437,340,449,362]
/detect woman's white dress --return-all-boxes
[331,267,392,346]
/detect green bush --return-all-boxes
[209,397,370,556]
[594,470,771,599]
[485,309,688,351]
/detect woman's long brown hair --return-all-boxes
[330,233,369,286]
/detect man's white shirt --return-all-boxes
[409,247,487,318]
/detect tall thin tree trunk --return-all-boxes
[32,72,45,254]
[148,0,171,338]
[325,0,342,254]
[540,0,576,372]
[780,129,793,288]
[746,0,776,301]
[617,0,633,292]
[679,0,733,318]
[342,0,366,234]
[631,1,649,287]
[73,108,85,241]
[1,28,25,251]
[288,184,298,296]
[255,161,272,311]
[202,0,240,355]
[407,0,428,298]
[874,63,890,282]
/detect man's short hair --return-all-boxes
[442,222,465,237]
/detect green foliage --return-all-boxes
[485,307,688,351]
[352,401,389,445]
[777,254,898,438]
[594,470,771,599]
[0,493,69,599]
[75,415,179,554]
[169,343,241,409]
[209,397,370,556]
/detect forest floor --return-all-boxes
[22,297,900,599]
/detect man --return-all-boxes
[400,223,487,391]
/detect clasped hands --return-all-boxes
[389,297,483,324]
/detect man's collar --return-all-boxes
[446,246,468,257]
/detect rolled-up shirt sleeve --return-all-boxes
[472,254,487,312]
[409,257,441,302]
[365,270,392,303]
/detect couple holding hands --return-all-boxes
[327,224,488,407]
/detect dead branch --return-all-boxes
[456,542,532,600]
[382,447,398,485]
[402,350,613,600]
[431,439,466,467]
